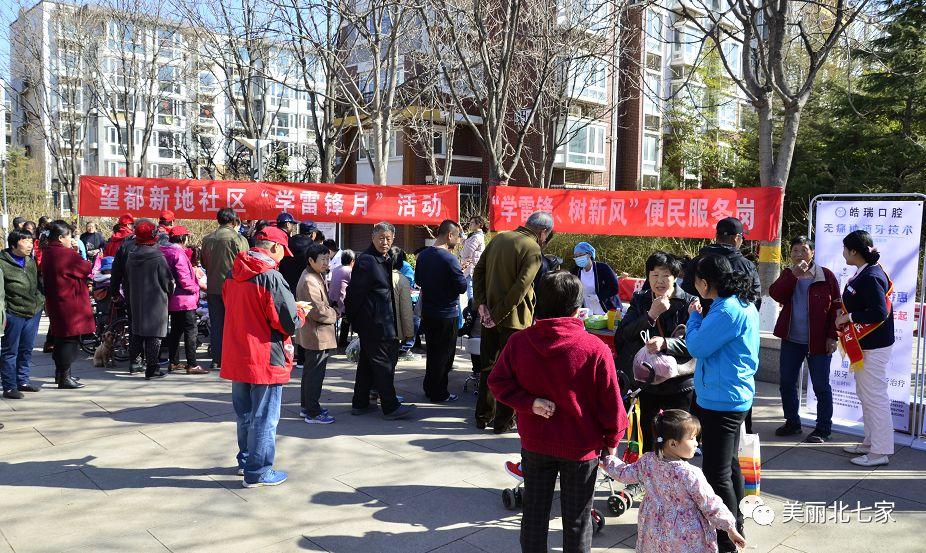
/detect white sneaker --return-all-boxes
[850,454,889,467]
[843,444,870,454]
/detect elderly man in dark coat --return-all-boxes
[125,220,175,380]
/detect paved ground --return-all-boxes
[1,324,924,553]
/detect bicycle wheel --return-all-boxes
[109,318,132,362]
[79,333,101,355]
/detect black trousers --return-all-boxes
[166,310,198,367]
[422,316,459,401]
[639,390,694,453]
[52,336,80,373]
[352,334,400,414]
[301,349,331,417]
[130,335,163,377]
[475,325,518,429]
[337,317,352,348]
[697,406,747,553]
[520,449,597,553]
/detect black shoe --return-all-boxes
[476,420,488,430]
[383,404,417,420]
[805,430,831,443]
[493,422,516,435]
[58,376,85,389]
[145,371,167,380]
[17,384,40,392]
[129,362,144,374]
[431,394,459,403]
[350,405,378,416]
[210,362,220,370]
[2,389,24,400]
[774,422,803,437]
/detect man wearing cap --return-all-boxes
[124,220,176,380]
[276,213,297,236]
[158,210,175,236]
[221,225,308,487]
[682,216,762,310]
[202,208,250,370]
[162,226,209,375]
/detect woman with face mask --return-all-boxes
[568,242,621,316]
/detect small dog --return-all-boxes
[93,332,115,368]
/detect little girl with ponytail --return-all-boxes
[603,409,747,552]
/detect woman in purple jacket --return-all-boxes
[162,227,209,375]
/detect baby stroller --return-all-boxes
[501,463,607,535]
[459,304,481,394]
[598,363,656,516]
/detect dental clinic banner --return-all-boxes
[804,200,923,432]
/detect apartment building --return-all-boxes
[9,0,321,210]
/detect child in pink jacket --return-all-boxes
[603,410,747,553]
[161,227,208,375]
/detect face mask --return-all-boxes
[574,256,590,268]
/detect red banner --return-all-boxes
[78,176,459,225]
[489,186,783,241]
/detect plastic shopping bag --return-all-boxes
[738,424,761,496]
[345,338,361,363]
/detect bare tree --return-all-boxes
[402,51,459,186]
[87,0,180,179]
[671,0,875,288]
[421,0,567,184]
[277,0,356,183]
[523,0,628,189]
[10,3,102,210]
[177,0,295,180]
[331,0,424,186]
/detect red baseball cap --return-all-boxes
[254,226,293,257]
[160,210,175,223]
[118,214,135,225]
[169,225,190,238]
[134,221,157,245]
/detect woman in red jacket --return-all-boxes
[41,221,95,389]
[489,271,627,553]
[769,236,841,443]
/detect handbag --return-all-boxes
[622,399,643,463]
[738,424,761,496]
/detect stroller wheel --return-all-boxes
[607,494,621,515]
[591,509,605,534]
[502,488,516,510]
[513,487,523,508]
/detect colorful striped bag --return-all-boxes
[738,425,761,496]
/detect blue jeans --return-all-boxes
[779,339,833,434]
[1,312,41,391]
[207,294,225,366]
[232,382,283,482]
[401,315,420,352]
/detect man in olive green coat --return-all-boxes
[472,211,551,432]
[201,208,249,370]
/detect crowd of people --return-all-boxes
[0,204,898,552]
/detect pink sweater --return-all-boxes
[161,243,200,312]
[488,317,627,461]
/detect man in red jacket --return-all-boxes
[220,226,307,488]
[489,271,627,553]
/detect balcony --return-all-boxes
[554,119,607,171]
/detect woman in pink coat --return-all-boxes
[161,227,208,375]
[40,221,93,389]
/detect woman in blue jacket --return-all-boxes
[836,230,894,467]
[686,254,760,553]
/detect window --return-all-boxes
[642,133,660,170]
[59,122,83,144]
[645,10,663,54]
[570,57,607,103]
[107,161,127,177]
[723,41,742,77]
[357,130,401,162]
[59,87,82,111]
[718,99,738,129]
[556,119,606,168]
[273,114,291,137]
[199,104,214,120]
[432,129,445,155]
[158,65,181,94]
[157,99,183,126]
[157,131,180,159]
